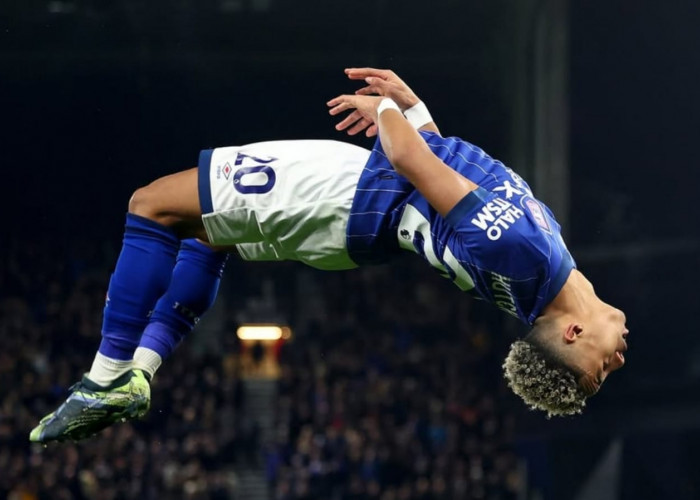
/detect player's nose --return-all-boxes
[619,308,627,324]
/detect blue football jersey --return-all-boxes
[346,131,575,325]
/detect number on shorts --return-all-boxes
[233,152,277,194]
[233,165,276,194]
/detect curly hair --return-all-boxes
[502,330,589,418]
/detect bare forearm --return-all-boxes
[418,122,441,135]
[377,103,477,216]
[328,92,477,216]
[344,68,442,138]
[377,107,431,174]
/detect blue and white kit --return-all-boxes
[198,132,575,325]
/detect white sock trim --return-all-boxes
[132,347,163,380]
[88,352,133,387]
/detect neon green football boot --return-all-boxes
[29,369,151,443]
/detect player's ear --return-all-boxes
[563,323,583,343]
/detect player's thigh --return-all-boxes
[129,167,208,240]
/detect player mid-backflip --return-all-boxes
[30,68,629,443]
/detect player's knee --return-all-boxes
[127,172,204,238]
[128,184,168,224]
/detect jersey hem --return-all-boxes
[445,187,493,227]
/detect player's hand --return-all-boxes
[341,68,421,137]
[346,68,420,110]
[327,94,385,137]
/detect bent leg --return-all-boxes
[90,167,208,385]
[30,166,230,443]
[129,167,209,241]
[132,239,228,377]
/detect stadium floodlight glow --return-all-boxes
[236,324,292,340]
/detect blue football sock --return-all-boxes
[98,213,180,360]
[138,239,228,361]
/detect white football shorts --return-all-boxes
[198,140,371,270]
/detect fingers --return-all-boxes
[345,67,392,81]
[327,93,379,136]
[326,95,356,116]
[334,110,372,136]
[355,84,381,96]
[347,117,371,136]
[334,110,362,131]
[355,77,391,97]
[328,103,350,116]
[326,95,353,107]
[327,95,368,135]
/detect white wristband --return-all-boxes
[404,101,433,129]
[377,98,402,117]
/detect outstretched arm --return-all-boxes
[335,68,441,138]
[328,95,475,216]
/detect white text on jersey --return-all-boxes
[470,198,525,241]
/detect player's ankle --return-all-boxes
[87,352,133,387]
[132,347,162,381]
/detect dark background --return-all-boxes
[2,1,700,498]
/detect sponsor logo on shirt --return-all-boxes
[492,180,523,199]
[524,198,551,234]
[470,198,525,241]
[504,168,533,197]
[490,273,518,317]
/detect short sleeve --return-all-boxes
[444,187,550,280]
[445,187,499,231]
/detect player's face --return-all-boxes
[571,306,629,395]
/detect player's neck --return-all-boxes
[539,269,599,321]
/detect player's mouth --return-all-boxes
[617,331,629,364]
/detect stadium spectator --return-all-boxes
[1,238,523,499]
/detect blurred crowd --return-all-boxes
[0,237,524,500]
[0,238,247,500]
[267,264,523,500]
